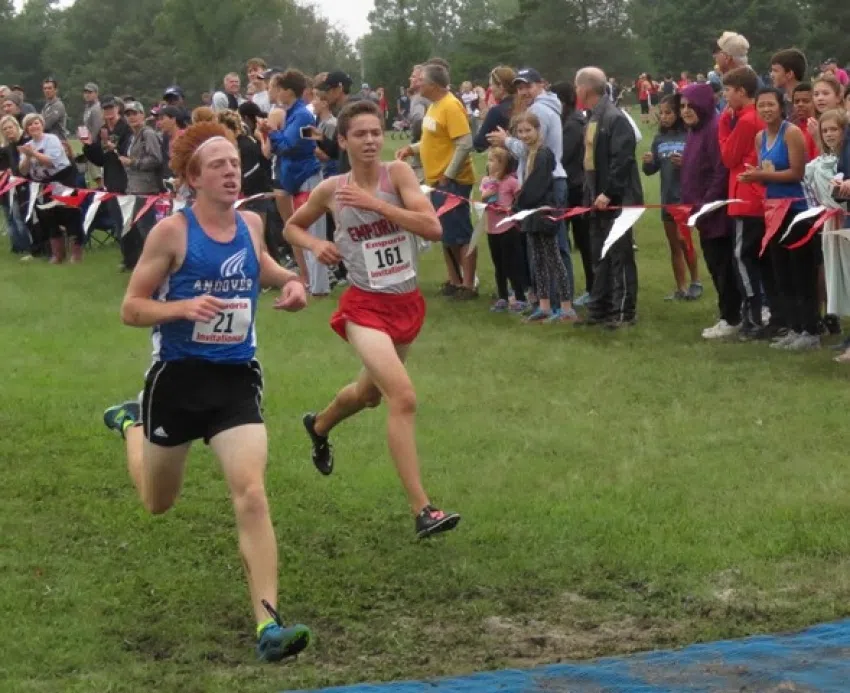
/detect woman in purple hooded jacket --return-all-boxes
[680,83,743,340]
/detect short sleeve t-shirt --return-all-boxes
[420,93,475,185]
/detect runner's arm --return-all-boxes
[121,218,228,327]
[241,210,301,288]
[284,180,334,252]
[121,219,188,327]
[384,161,442,241]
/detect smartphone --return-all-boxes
[299,126,314,139]
[77,125,90,141]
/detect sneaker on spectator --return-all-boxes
[550,308,579,323]
[508,301,528,313]
[490,299,509,313]
[702,320,740,339]
[770,330,798,349]
[664,289,688,301]
[687,282,704,300]
[574,292,591,307]
[784,331,820,351]
[524,307,551,323]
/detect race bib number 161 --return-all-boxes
[363,233,415,289]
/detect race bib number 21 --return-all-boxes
[192,299,252,344]
[363,233,415,289]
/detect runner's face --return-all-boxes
[341,114,382,163]
[194,140,241,204]
[821,119,844,152]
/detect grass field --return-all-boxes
[4,129,850,693]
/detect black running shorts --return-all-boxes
[142,359,264,447]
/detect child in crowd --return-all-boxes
[480,147,526,312]
[804,110,850,361]
[809,74,844,148]
[643,93,702,300]
[740,88,818,350]
[719,67,768,339]
[512,112,576,323]
[791,84,820,160]
[680,83,741,339]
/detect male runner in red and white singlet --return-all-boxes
[285,100,460,539]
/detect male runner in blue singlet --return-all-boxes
[102,122,311,662]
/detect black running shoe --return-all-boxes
[415,505,461,539]
[303,413,334,476]
[825,314,842,336]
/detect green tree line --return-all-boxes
[0,0,358,120]
[361,0,847,93]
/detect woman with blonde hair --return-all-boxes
[0,115,31,257]
[18,113,84,263]
[473,66,518,152]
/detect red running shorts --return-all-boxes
[330,286,426,345]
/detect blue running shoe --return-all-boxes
[256,600,312,663]
[103,401,141,439]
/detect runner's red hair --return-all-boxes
[170,122,236,185]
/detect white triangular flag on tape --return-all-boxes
[83,191,108,236]
[600,207,645,260]
[25,182,41,222]
[496,207,546,229]
[687,199,741,228]
[420,184,434,195]
[466,202,488,258]
[779,206,826,243]
[118,195,137,237]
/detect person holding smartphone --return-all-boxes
[81,95,132,256]
[267,70,328,296]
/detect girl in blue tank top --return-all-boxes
[153,207,260,363]
[739,87,820,349]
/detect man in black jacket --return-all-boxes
[81,95,132,260]
[575,67,643,328]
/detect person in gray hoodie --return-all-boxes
[488,67,575,307]
[119,101,163,269]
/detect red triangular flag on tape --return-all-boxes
[51,188,92,208]
[133,195,160,225]
[786,208,844,250]
[759,198,793,257]
[666,204,697,265]
[546,207,591,222]
[435,194,464,217]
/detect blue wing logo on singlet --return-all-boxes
[220,248,248,279]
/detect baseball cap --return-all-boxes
[715,31,750,59]
[158,105,182,119]
[123,101,144,114]
[101,95,119,108]
[83,82,99,93]
[163,85,184,99]
[823,57,838,65]
[260,67,283,81]
[513,68,543,85]
[317,70,353,92]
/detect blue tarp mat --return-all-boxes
[293,618,850,692]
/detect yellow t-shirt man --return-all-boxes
[420,93,475,186]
